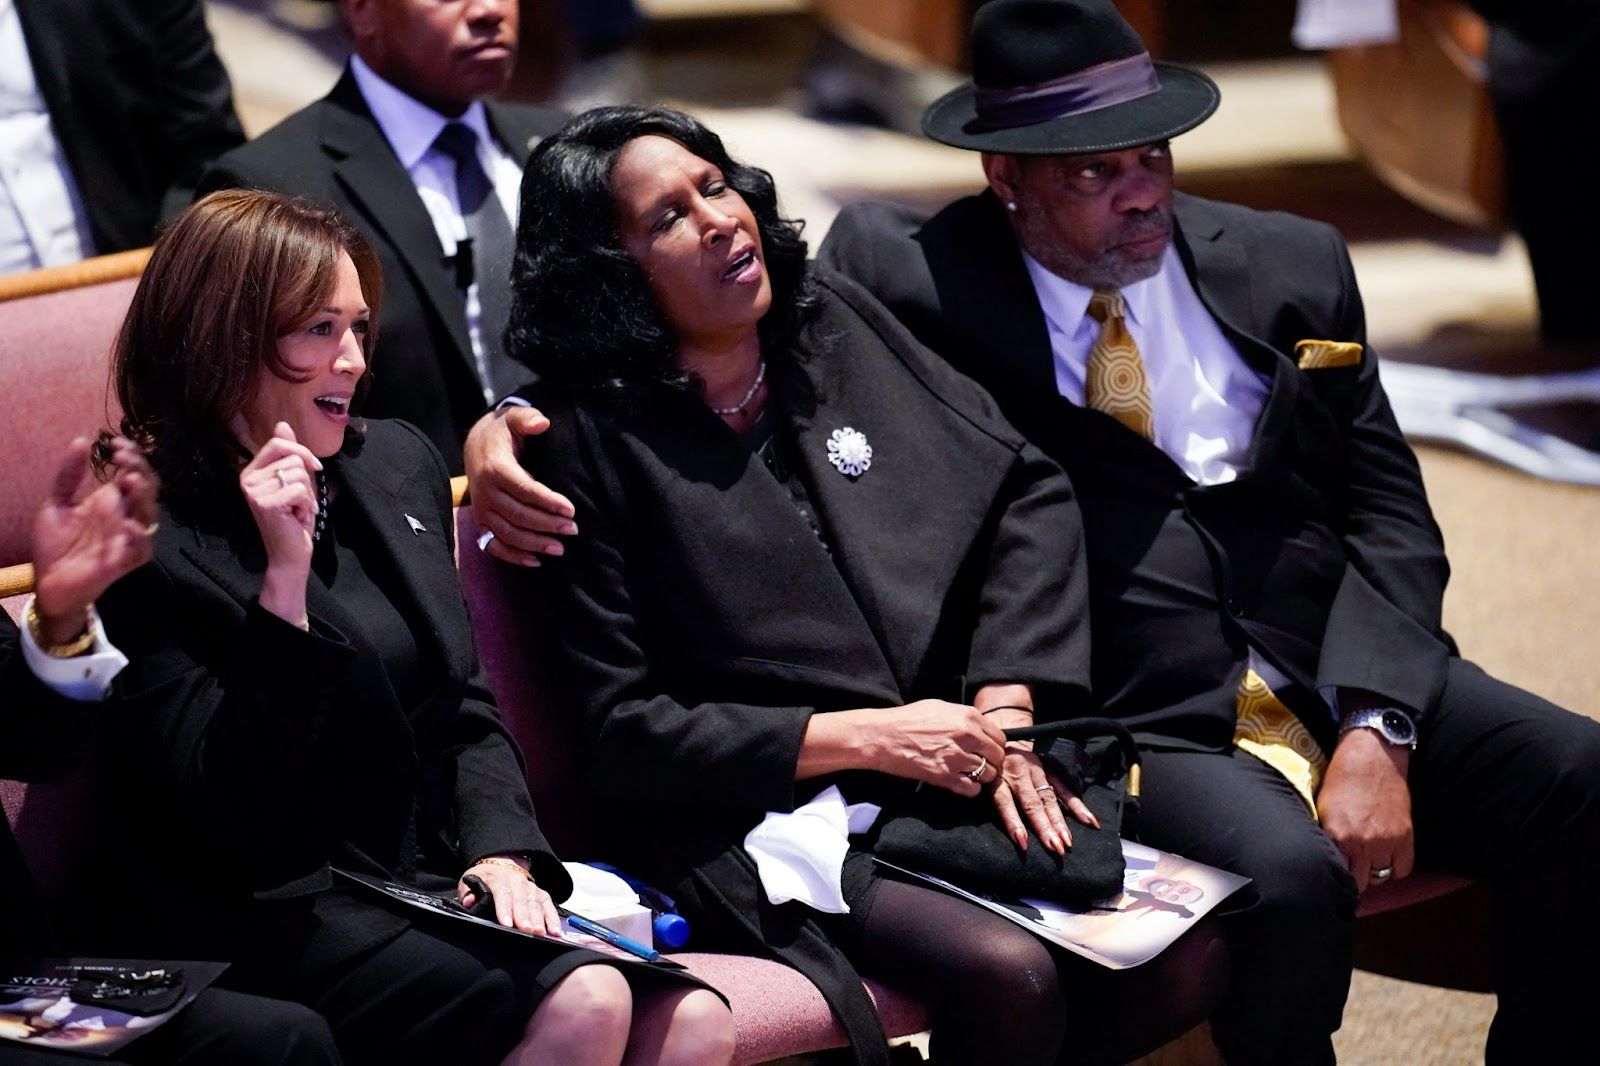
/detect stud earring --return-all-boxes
[1006,201,1018,213]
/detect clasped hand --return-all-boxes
[237,422,323,628]
[865,700,1098,856]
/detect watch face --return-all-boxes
[1381,709,1416,743]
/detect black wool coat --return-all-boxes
[528,269,1091,1062]
[77,420,568,979]
[819,190,1455,754]
[196,70,566,470]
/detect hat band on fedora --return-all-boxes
[973,52,1161,131]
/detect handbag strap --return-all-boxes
[1002,716,1142,790]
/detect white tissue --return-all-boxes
[743,785,881,914]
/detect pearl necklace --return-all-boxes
[711,360,766,417]
[313,470,329,543]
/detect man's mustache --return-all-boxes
[1113,211,1173,248]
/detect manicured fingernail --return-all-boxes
[544,543,564,556]
[522,557,541,568]
[562,522,579,535]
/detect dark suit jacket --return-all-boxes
[197,70,566,471]
[2,615,105,952]
[78,420,569,976]
[820,191,1454,753]
[13,0,244,254]
[529,270,1090,1061]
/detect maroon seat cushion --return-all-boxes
[1356,871,1471,917]
[0,279,134,566]
[453,506,612,858]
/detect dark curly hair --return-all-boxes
[505,106,816,409]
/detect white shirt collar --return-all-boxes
[1019,245,1175,334]
[349,55,495,170]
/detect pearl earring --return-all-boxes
[1006,201,1018,213]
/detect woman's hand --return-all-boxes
[973,686,1099,855]
[239,422,323,628]
[848,700,1008,797]
[31,436,159,645]
[458,857,563,935]
[990,740,1100,854]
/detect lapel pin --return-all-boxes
[405,514,427,535]
[826,427,873,478]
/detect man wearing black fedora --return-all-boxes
[819,0,1600,1063]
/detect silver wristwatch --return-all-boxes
[1339,706,1418,750]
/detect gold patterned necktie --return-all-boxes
[1084,289,1154,441]
[1235,670,1328,818]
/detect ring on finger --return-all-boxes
[476,529,496,552]
[1370,866,1394,883]
[1037,786,1055,797]
[275,467,293,489]
[966,755,989,782]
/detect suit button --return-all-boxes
[1225,597,1242,616]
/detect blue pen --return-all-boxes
[560,908,661,962]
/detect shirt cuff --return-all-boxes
[19,597,129,702]
[494,394,532,412]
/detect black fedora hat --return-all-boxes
[923,0,1220,155]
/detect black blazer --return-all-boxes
[13,0,244,254]
[529,270,1090,1062]
[1,616,105,953]
[820,191,1454,753]
[196,70,566,471]
[79,420,569,975]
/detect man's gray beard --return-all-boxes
[1022,232,1169,290]
[1081,250,1165,290]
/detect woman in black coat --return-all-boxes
[80,190,733,1066]
[511,107,1217,1066]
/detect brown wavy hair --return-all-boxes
[96,189,383,496]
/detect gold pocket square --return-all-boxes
[1295,339,1363,370]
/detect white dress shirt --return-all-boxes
[349,56,522,403]
[1023,245,1271,487]
[1024,246,1322,701]
[0,0,97,276]
[17,597,128,702]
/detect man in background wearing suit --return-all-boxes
[0,0,243,275]
[816,2,1600,1063]
[2,438,338,1064]
[199,0,564,471]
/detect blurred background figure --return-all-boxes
[1467,0,1600,353]
[0,0,244,276]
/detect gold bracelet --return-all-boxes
[471,856,533,881]
[24,599,98,659]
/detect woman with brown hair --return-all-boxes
[78,189,733,1066]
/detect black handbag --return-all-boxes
[868,718,1142,905]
